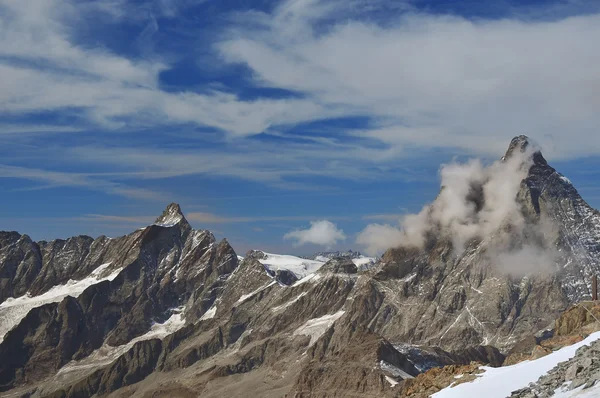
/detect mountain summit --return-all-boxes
[0,137,599,397]
[154,202,187,227]
[503,134,548,166]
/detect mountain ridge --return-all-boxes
[1,136,600,397]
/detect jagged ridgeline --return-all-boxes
[0,136,599,397]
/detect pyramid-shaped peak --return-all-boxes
[503,135,547,165]
[155,203,186,227]
[504,135,531,158]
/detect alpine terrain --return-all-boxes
[1,136,600,397]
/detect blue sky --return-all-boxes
[1,0,600,255]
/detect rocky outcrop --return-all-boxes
[401,362,483,398]
[0,232,43,302]
[291,333,417,398]
[318,258,358,274]
[555,302,600,336]
[503,302,600,366]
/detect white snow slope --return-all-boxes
[351,256,377,269]
[0,263,121,343]
[258,252,325,279]
[293,310,345,346]
[433,331,600,398]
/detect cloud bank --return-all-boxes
[284,220,346,247]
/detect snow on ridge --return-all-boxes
[200,305,217,320]
[258,252,325,279]
[379,360,414,380]
[292,273,322,287]
[293,310,345,346]
[559,175,572,185]
[154,206,184,227]
[432,331,600,398]
[352,256,377,268]
[57,306,185,377]
[554,383,600,397]
[236,281,277,304]
[0,262,120,343]
[271,292,307,312]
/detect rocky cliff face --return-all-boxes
[1,137,599,397]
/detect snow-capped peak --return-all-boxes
[154,203,186,227]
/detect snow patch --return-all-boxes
[272,292,307,312]
[258,252,324,279]
[385,375,399,387]
[293,310,345,346]
[433,331,600,398]
[352,256,377,268]
[200,305,217,320]
[470,286,483,294]
[380,360,414,379]
[57,306,185,376]
[0,262,120,343]
[154,206,183,227]
[292,273,322,287]
[559,175,572,185]
[236,281,276,304]
[554,383,600,397]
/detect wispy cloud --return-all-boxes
[78,212,351,227]
[0,165,164,200]
[361,213,405,222]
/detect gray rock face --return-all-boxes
[307,250,367,260]
[318,258,358,274]
[0,232,43,302]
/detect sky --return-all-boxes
[1,0,600,256]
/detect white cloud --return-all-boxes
[1,0,599,159]
[219,1,600,158]
[284,220,346,247]
[356,223,405,256]
[357,146,534,254]
[0,0,343,136]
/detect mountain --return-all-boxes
[307,250,379,270]
[0,136,599,397]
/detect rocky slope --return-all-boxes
[0,136,600,397]
[511,337,600,397]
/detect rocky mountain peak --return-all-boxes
[503,135,548,166]
[154,202,187,227]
